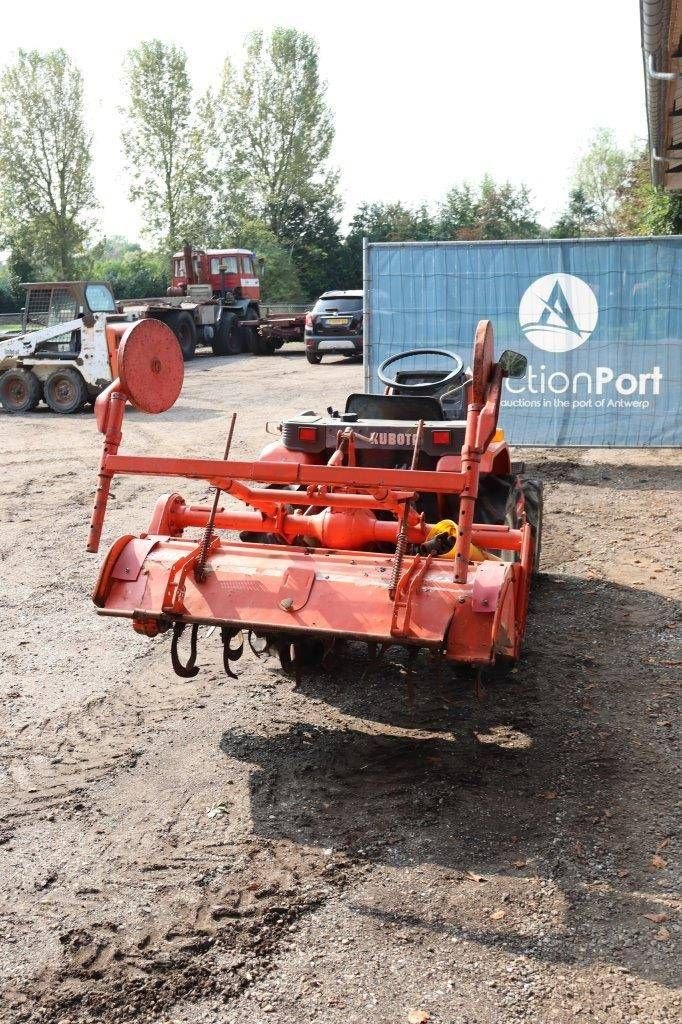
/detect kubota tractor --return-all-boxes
[87,317,543,689]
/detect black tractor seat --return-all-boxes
[344,393,444,422]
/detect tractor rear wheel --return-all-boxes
[43,367,88,414]
[0,367,42,413]
[168,311,197,361]
[505,476,543,573]
[212,313,240,356]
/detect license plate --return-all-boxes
[325,316,350,326]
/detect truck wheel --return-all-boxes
[306,351,322,365]
[169,311,197,361]
[0,367,42,412]
[212,313,240,356]
[43,367,88,414]
[241,307,263,353]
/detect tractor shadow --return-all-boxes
[219,573,680,987]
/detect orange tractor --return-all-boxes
[87,318,542,685]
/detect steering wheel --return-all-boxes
[377,348,464,393]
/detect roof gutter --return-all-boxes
[640,0,680,186]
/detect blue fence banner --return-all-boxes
[363,237,681,446]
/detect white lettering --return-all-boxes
[547,371,570,394]
[503,364,663,400]
[595,367,614,394]
[616,372,638,396]
[572,371,592,394]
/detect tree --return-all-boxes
[614,148,682,235]
[0,49,96,277]
[210,28,337,249]
[437,184,478,239]
[550,186,598,238]
[0,264,18,313]
[123,41,211,252]
[437,177,541,240]
[231,218,302,301]
[343,202,437,286]
[88,248,168,299]
[279,191,346,297]
[572,128,633,235]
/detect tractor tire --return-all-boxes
[306,351,322,365]
[504,476,544,574]
[212,313,240,356]
[0,367,42,413]
[168,311,197,361]
[43,367,88,414]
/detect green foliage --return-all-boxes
[571,128,634,235]
[231,218,302,301]
[437,184,478,239]
[210,28,336,246]
[123,41,211,251]
[557,138,682,238]
[437,176,541,240]
[342,184,541,288]
[88,249,168,299]
[0,49,96,278]
[615,149,682,236]
[0,264,18,313]
[550,187,598,238]
[282,191,346,298]
[343,202,439,287]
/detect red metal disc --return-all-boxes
[471,319,494,405]
[118,319,184,413]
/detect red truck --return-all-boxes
[122,243,307,360]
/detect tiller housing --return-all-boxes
[88,318,541,680]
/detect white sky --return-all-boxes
[2,0,646,244]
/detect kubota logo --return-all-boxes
[519,273,598,353]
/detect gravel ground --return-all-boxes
[0,345,679,1024]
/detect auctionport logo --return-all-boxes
[519,273,598,353]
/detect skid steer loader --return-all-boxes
[0,281,144,414]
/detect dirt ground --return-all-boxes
[0,345,679,1024]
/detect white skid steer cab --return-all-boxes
[0,281,142,414]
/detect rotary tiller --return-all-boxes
[87,317,542,682]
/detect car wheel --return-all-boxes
[306,351,322,365]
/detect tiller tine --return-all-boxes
[221,627,244,678]
[171,623,200,678]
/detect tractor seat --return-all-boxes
[344,393,444,422]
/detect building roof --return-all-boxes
[640,0,682,190]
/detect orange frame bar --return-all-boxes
[104,454,467,495]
